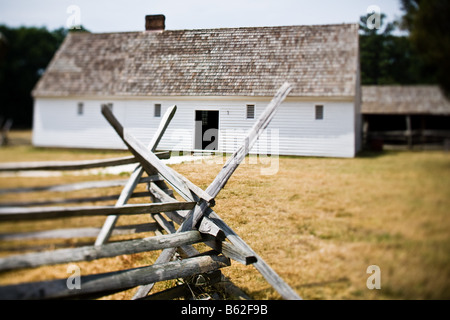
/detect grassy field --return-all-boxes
[0,131,449,299]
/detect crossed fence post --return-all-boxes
[95,105,178,246]
[99,83,301,300]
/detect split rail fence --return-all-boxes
[0,83,301,300]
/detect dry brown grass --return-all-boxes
[0,132,449,300]
[170,152,450,300]
[0,130,129,163]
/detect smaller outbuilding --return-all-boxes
[362,85,450,149]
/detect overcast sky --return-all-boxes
[0,0,404,32]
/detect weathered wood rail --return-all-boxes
[0,152,170,172]
[0,83,301,300]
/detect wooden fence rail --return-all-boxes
[0,255,230,300]
[95,105,178,246]
[0,231,203,271]
[0,222,159,241]
[0,202,196,221]
[0,83,301,300]
[0,175,162,195]
[0,152,170,172]
[0,191,150,208]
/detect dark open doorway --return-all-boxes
[195,110,219,150]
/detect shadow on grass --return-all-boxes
[295,277,350,289]
[356,149,402,159]
[247,277,350,300]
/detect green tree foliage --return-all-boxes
[400,0,450,96]
[0,25,88,128]
[359,12,437,86]
[0,26,67,127]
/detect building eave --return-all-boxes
[33,94,356,103]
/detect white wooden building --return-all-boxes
[32,15,362,158]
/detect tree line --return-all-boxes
[359,0,448,92]
[0,0,448,128]
[0,26,87,128]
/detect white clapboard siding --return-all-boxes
[33,97,357,158]
[33,99,127,150]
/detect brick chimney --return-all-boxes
[145,15,165,31]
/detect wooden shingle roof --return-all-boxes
[33,24,359,98]
[362,85,450,115]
